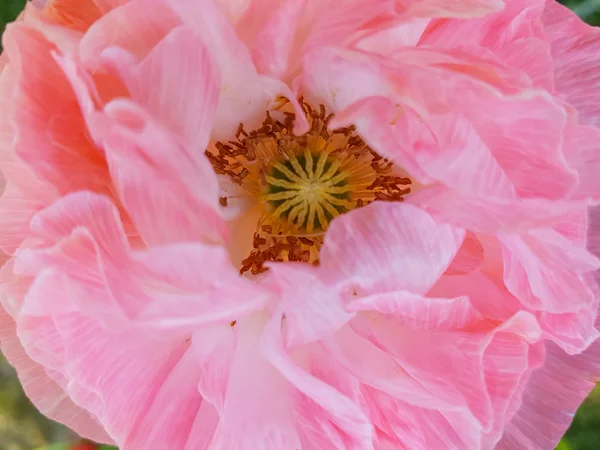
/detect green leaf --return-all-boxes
[556,440,573,450]
[34,444,70,450]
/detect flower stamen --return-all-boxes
[208,99,412,274]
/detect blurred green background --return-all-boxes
[1,0,600,449]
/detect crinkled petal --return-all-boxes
[210,315,303,450]
[347,290,480,331]
[163,0,308,138]
[496,340,600,449]
[320,202,464,295]
[0,307,111,444]
[79,0,180,70]
[264,263,353,348]
[262,312,375,450]
[4,24,109,194]
[542,0,600,127]
[500,229,600,315]
[100,26,220,151]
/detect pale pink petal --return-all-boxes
[564,124,600,202]
[100,100,227,245]
[348,311,541,443]
[493,37,554,90]
[0,257,33,317]
[391,53,575,199]
[327,96,435,184]
[3,24,109,194]
[542,0,600,126]
[364,388,481,449]
[537,305,600,355]
[320,202,464,295]
[397,0,503,19]
[261,312,375,450]
[445,232,484,275]
[496,340,600,449]
[409,185,587,233]
[39,312,205,448]
[0,306,111,444]
[100,26,219,151]
[293,345,369,450]
[250,0,306,78]
[183,399,220,450]
[297,0,399,63]
[353,19,430,54]
[210,315,303,450]
[12,194,252,448]
[263,263,353,348]
[325,326,464,409]
[79,0,180,70]
[305,46,576,200]
[301,48,393,114]
[15,191,266,328]
[347,290,480,331]
[0,182,57,254]
[429,270,522,322]
[413,113,517,200]
[163,0,308,138]
[420,0,546,48]
[500,229,600,314]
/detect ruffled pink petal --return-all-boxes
[100,26,220,152]
[305,46,576,200]
[537,305,600,355]
[320,202,464,295]
[364,389,480,449]
[420,0,545,49]
[264,263,353,348]
[11,191,276,448]
[162,0,308,138]
[492,37,554,91]
[79,0,180,70]
[327,96,435,184]
[499,229,600,314]
[542,0,600,127]
[397,0,503,19]
[409,185,587,233]
[208,315,303,450]
[48,43,225,247]
[0,296,111,444]
[444,232,484,275]
[38,0,103,31]
[326,325,463,409]
[353,19,430,54]
[496,340,600,449]
[101,101,226,245]
[92,0,130,14]
[348,311,542,448]
[347,290,480,331]
[15,191,265,327]
[3,24,109,194]
[564,124,600,202]
[249,0,306,78]
[429,270,522,322]
[412,113,517,200]
[262,312,375,450]
[0,182,58,254]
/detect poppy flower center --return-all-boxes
[265,151,352,233]
[208,99,412,274]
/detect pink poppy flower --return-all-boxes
[0,0,599,448]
